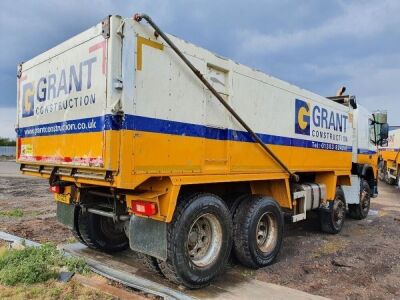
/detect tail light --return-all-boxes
[49,185,64,194]
[131,201,157,216]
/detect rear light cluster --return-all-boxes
[131,201,157,216]
[49,185,64,194]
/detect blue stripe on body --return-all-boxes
[380,148,400,152]
[357,149,377,155]
[16,114,352,152]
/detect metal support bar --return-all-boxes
[88,190,115,199]
[87,208,130,221]
[133,13,298,182]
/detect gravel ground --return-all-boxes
[1,160,399,299]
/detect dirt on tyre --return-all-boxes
[320,187,346,234]
[157,193,232,289]
[136,252,162,275]
[348,179,371,220]
[77,209,129,253]
[232,196,284,269]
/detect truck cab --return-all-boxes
[380,128,400,186]
[327,93,388,218]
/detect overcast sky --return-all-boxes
[0,0,399,138]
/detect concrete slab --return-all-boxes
[0,161,23,178]
[62,242,329,300]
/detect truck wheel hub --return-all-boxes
[187,213,222,267]
[256,212,278,253]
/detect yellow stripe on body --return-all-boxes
[357,153,378,176]
[17,130,120,170]
[131,130,352,174]
[18,129,352,192]
[380,149,398,162]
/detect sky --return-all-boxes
[0,0,399,138]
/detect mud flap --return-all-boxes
[128,215,167,260]
[56,202,76,230]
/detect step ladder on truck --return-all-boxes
[15,14,389,288]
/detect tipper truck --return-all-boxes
[15,14,389,288]
[380,128,400,187]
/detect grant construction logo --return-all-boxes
[294,98,350,145]
[19,40,106,119]
[22,81,35,118]
[295,99,310,135]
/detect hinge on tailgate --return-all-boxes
[101,15,111,39]
[17,63,23,79]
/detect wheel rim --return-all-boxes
[360,188,370,214]
[187,213,222,267]
[99,216,125,240]
[255,212,278,254]
[333,198,345,227]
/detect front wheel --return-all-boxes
[232,196,284,269]
[157,193,232,289]
[348,179,371,220]
[320,187,346,234]
[397,175,400,189]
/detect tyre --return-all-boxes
[378,161,386,181]
[348,179,371,220]
[320,187,346,234]
[384,166,396,185]
[228,193,249,215]
[77,209,129,253]
[136,252,162,274]
[232,196,284,269]
[387,176,396,185]
[157,193,232,289]
[71,206,87,245]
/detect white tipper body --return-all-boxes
[16,16,352,170]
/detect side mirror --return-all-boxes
[349,96,357,109]
[374,111,387,124]
[379,123,389,147]
[380,123,389,141]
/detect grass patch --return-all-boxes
[0,244,88,286]
[0,209,23,218]
[0,279,113,300]
[312,239,349,258]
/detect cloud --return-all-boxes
[0,107,16,138]
[302,53,400,124]
[235,1,400,56]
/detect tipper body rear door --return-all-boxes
[16,19,119,170]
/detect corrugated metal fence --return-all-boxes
[0,146,16,156]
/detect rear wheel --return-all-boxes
[136,253,162,274]
[232,196,284,269]
[348,179,371,220]
[71,206,87,245]
[157,193,232,289]
[320,187,346,234]
[77,209,129,253]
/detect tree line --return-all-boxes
[0,138,16,146]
